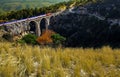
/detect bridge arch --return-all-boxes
[49,16,55,29]
[29,21,37,35]
[40,18,48,35]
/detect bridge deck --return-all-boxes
[0,14,47,26]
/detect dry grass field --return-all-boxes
[0,42,120,77]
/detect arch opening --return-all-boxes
[29,21,37,34]
[49,16,55,29]
[40,18,47,34]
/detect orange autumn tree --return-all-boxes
[36,30,55,45]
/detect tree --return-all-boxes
[20,34,37,45]
[51,34,66,46]
[37,30,55,45]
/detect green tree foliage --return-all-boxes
[0,0,96,21]
[51,34,66,45]
[19,34,37,45]
[0,0,69,15]
[2,33,13,41]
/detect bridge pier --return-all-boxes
[36,21,41,36]
[46,18,50,30]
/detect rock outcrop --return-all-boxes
[50,12,120,48]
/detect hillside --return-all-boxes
[86,0,120,18]
[50,0,120,48]
[0,0,120,76]
[0,0,69,15]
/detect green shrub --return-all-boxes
[2,33,13,41]
[21,34,37,45]
[51,33,66,46]
[17,39,25,44]
[0,26,4,30]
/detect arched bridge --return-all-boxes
[0,12,59,36]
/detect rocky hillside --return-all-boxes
[50,12,120,48]
[86,0,120,18]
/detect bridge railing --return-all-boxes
[0,13,52,26]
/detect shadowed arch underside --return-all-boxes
[40,18,48,35]
[29,21,37,34]
[49,16,55,29]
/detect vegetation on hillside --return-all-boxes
[0,0,69,15]
[0,1,70,21]
[0,42,120,77]
[14,30,66,46]
[0,0,101,21]
[18,34,38,45]
[0,0,118,21]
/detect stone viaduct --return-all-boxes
[0,12,59,36]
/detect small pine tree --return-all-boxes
[21,34,37,45]
[51,34,66,46]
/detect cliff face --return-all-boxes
[49,0,120,48]
[86,0,120,19]
[50,12,120,48]
[103,0,120,3]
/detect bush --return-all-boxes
[51,34,66,46]
[37,30,55,45]
[2,33,13,41]
[0,26,4,30]
[21,34,37,45]
[17,39,26,44]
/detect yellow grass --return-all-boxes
[0,42,120,77]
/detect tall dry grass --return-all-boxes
[0,42,120,77]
